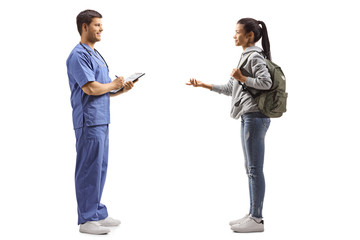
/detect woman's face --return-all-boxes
[233,24,253,48]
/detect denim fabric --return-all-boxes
[241,112,270,218]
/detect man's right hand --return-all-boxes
[112,76,125,90]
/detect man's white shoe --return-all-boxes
[229,214,250,226]
[230,215,264,233]
[98,217,121,227]
[79,221,111,235]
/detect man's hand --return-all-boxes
[112,76,125,90]
[123,81,134,91]
[110,80,136,97]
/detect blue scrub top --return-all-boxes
[67,43,111,129]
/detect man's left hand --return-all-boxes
[123,81,135,91]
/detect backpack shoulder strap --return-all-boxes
[237,50,257,69]
[236,51,260,98]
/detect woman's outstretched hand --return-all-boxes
[186,78,203,87]
[186,78,213,90]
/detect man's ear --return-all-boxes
[82,23,88,33]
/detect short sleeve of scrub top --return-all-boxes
[68,52,95,88]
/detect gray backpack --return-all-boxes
[238,51,288,118]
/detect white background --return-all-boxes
[1,0,359,239]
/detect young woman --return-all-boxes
[186,18,272,233]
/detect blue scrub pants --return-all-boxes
[75,124,109,225]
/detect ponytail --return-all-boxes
[257,21,271,60]
[237,18,272,60]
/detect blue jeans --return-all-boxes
[241,112,270,218]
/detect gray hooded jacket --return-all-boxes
[212,46,272,119]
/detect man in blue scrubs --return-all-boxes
[66,10,135,235]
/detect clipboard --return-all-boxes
[110,72,145,93]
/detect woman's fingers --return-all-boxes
[186,78,201,87]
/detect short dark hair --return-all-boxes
[76,9,102,36]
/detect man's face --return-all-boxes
[83,17,103,43]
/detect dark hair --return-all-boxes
[76,10,102,36]
[237,18,271,60]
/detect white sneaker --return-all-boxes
[79,221,111,235]
[229,214,250,226]
[230,215,264,233]
[98,217,121,227]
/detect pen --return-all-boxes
[114,75,124,92]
